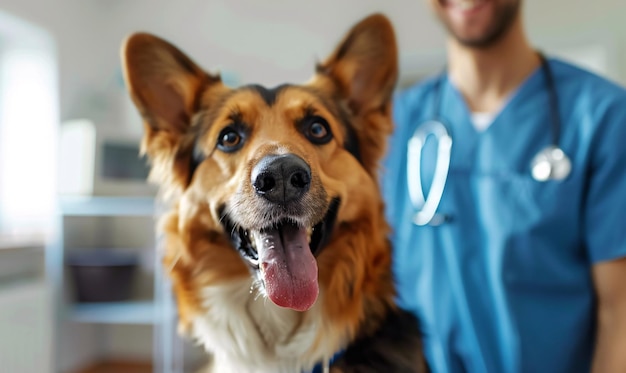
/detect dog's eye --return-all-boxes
[217,127,244,152]
[303,117,333,144]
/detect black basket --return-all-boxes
[67,250,139,303]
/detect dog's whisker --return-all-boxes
[167,251,182,273]
[217,213,227,224]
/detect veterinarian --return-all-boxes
[383,1,626,372]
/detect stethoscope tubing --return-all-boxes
[407,120,452,226]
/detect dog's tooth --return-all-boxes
[250,234,256,249]
[248,230,258,248]
[249,257,259,268]
[306,226,312,244]
[250,230,264,253]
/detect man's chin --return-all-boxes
[439,0,521,49]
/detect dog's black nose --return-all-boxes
[252,154,311,204]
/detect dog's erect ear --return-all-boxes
[316,13,398,116]
[315,14,398,174]
[121,33,221,196]
[122,33,216,133]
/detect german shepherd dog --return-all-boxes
[122,13,426,373]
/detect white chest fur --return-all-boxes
[191,280,341,373]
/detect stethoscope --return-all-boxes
[408,53,572,226]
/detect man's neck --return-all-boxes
[447,17,540,113]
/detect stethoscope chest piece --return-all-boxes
[530,145,571,181]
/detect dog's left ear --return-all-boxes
[121,33,222,197]
[315,13,398,173]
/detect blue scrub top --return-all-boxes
[383,59,626,373]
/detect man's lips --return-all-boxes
[442,0,488,12]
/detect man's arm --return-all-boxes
[591,257,626,373]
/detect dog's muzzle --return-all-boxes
[221,153,339,312]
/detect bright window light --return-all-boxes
[0,14,58,240]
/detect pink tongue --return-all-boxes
[257,223,319,311]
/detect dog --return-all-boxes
[121,13,427,373]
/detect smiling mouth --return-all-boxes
[442,0,486,11]
[220,198,340,311]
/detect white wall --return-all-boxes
[0,0,126,132]
[0,0,440,133]
[526,0,626,83]
[71,0,447,134]
[3,0,626,130]
[4,0,626,130]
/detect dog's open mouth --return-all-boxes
[221,198,339,311]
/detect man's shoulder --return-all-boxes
[549,58,626,104]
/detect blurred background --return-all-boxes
[0,0,625,372]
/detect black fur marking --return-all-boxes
[346,280,355,300]
[243,84,291,107]
[188,138,205,183]
[342,118,362,164]
[332,308,428,373]
[186,111,210,185]
[308,197,340,258]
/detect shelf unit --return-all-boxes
[46,196,185,373]
[69,301,156,325]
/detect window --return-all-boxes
[0,11,58,243]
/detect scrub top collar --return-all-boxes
[439,62,546,135]
[435,63,549,173]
